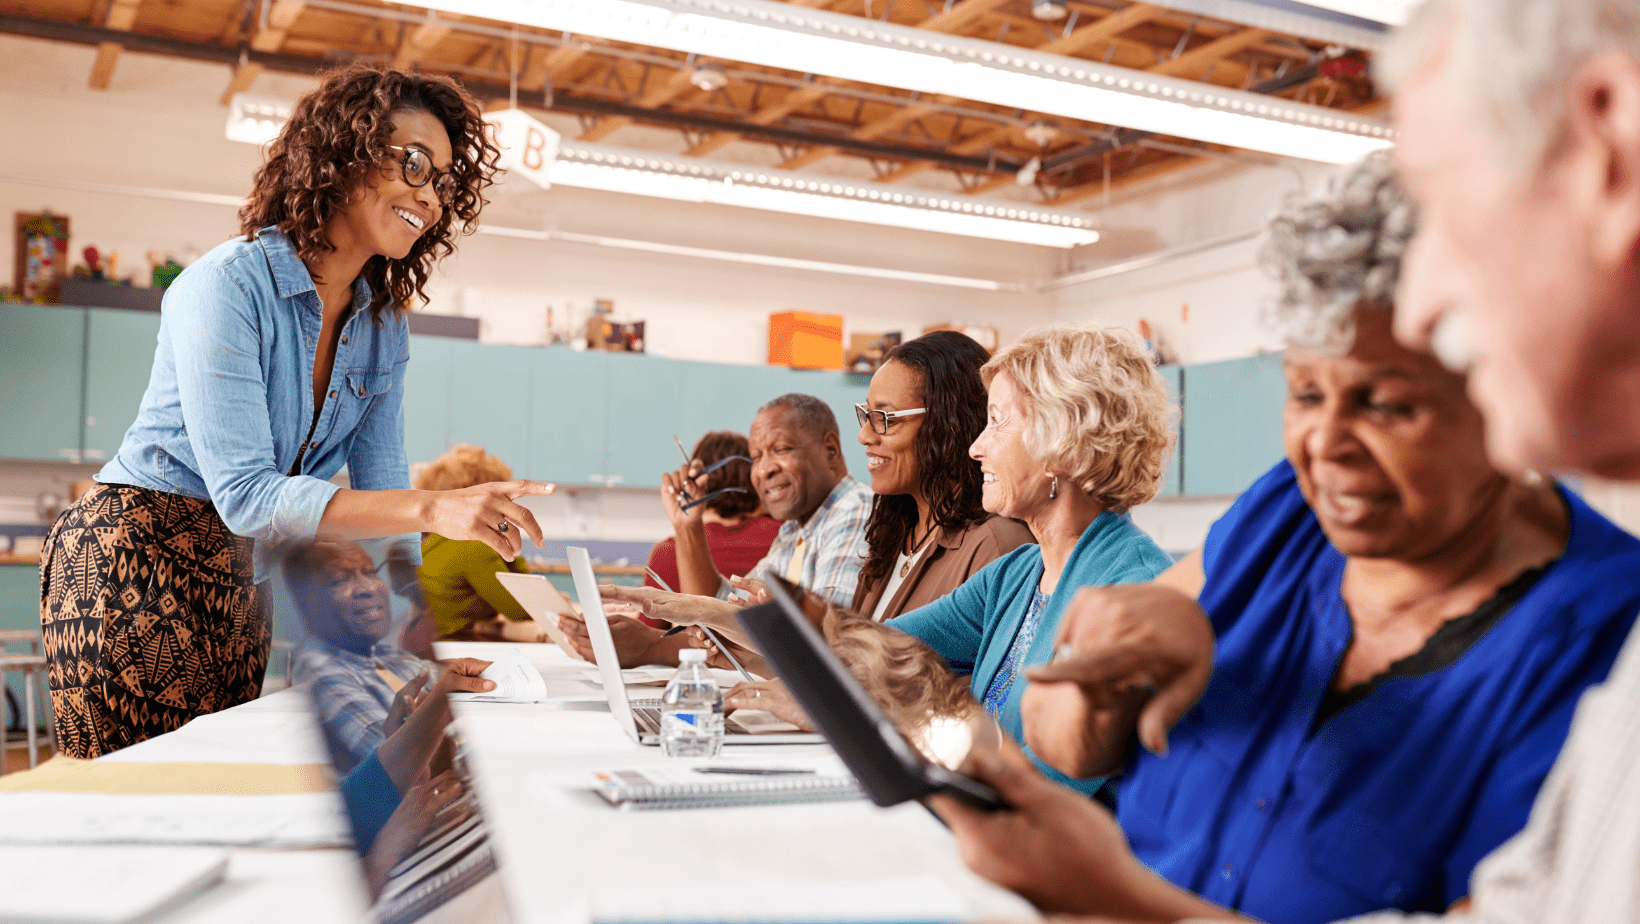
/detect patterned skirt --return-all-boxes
[39,483,271,758]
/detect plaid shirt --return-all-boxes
[726,475,872,607]
[292,637,428,773]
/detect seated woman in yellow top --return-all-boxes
[416,444,544,642]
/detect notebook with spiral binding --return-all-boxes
[593,767,864,811]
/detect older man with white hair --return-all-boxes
[922,1,1640,922]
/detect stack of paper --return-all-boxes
[0,845,228,924]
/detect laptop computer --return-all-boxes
[564,546,825,747]
[735,575,1006,810]
[493,570,590,661]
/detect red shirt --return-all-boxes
[644,517,782,594]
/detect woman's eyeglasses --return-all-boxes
[854,403,927,435]
[386,144,458,206]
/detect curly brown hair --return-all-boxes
[414,443,513,492]
[689,431,759,519]
[238,63,501,318]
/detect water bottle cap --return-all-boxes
[678,649,707,663]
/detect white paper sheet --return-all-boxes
[0,845,228,924]
[0,792,351,847]
[448,647,548,703]
[589,874,966,923]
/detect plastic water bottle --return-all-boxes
[660,649,724,758]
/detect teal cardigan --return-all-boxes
[891,510,1173,795]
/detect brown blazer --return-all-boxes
[851,514,1036,622]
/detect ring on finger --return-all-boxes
[497,519,510,534]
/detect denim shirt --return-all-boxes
[97,227,417,580]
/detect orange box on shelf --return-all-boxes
[769,311,844,370]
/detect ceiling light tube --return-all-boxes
[553,141,1100,248]
[393,0,1394,164]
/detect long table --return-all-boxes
[0,641,1034,923]
[441,641,1037,924]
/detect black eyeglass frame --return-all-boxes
[385,144,459,205]
[676,454,754,512]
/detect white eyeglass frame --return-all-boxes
[855,403,927,435]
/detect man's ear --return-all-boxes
[823,430,842,461]
[1567,54,1640,268]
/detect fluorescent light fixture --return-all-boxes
[1290,0,1417,26]
[552,141,1100,247]
[392,0,1394,164]
[226,93,293,145]
[221,97,1099,246]
[480,224,1021,289]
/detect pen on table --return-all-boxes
[693,767,817,776]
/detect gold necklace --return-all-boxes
[901,526,937,578]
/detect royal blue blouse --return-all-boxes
[1118,461,1640,924]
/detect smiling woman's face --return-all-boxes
[970,370,1053,521]
[330,108,452,262]
[1284,307,1506,560]
[859,360,925,499]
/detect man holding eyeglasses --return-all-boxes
[560,394,872,669]
[665,393,872,605]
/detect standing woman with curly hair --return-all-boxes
[38,64,552,758]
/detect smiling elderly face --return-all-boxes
[1391,17,1640,478]
[1284,307,1506,560]
[291,542,393,652]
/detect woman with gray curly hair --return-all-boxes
[923,153,1640,924]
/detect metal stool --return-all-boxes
[0,651,52,774]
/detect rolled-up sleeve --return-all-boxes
[167,264,338,542]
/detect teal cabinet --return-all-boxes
[604,351,689,487]
[446,341,534,477]
[791,369,872,482]
[1180,353,1288,496]
[403,335,456,466]
[0,305,85,462]
[82,308,163,463]
[1157,365,1182,497]
[0,565,48,727]
[528,349,609,485]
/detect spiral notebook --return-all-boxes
[593,767,863,811]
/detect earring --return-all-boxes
[1049,476,1058,501]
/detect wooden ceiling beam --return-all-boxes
[686,82,828,156]
[249,0,305,53]
[390,14,454,69]
[707,0,1009,168]
[580,64,699,141]
[88,0,141,89]
[522,41,592,91]
[1148,27,1270,79]
[873,120,1015,183]
[1038,3,1166,57]
[919,0,1015,34]
[219,60,264,105]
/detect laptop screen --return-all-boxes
[275,538,507,924]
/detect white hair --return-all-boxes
[1380,0,1640,174]
[1258,151,1416,352]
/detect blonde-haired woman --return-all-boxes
[696,323,1177,796]
[416,445,542,641]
